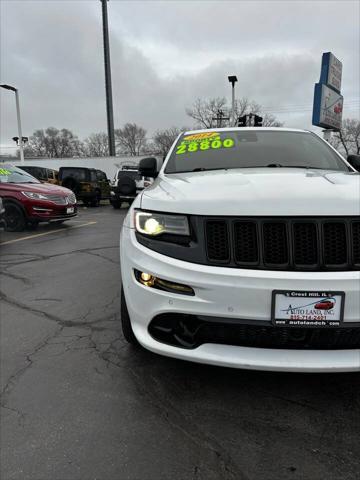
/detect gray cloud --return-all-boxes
[1,0,359,153]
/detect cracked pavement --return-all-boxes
[0,206,359,480]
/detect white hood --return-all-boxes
[141,168,360,216]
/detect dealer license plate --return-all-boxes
[272,291,345,327]
[66,207,74,214]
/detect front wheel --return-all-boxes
[111,200,121,209]
[121,287,139,345]
[90,192,100,207]
[4,203,26,232]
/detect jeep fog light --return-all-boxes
[135,270,194,296]
[140,272,155,286]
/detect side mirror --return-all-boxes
[139,157,158,178]
[347,154,360,172]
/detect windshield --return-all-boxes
[164,130,348,174]
[61,168,90,181]
[0,165,40,184]
[18,166,47,180]
[117,171,141,180]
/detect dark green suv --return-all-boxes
[58,167,110,207]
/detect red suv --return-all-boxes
[0,164,77,231]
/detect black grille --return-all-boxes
[263,222,288,264]
[323,222,347,265]
[352,222,360,265]
[206,220,229,261]
[204,217,359,271]
[293,222,318,265]
[149,314,360,350]
[234,222,258,263]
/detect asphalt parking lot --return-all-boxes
[0,204,359,480]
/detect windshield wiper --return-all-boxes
[169,167,230,173]
[192,167,229,172]
[265,164,325,169]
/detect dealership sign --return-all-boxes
[312,52,343,131]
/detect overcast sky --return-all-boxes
[1,0,359,153]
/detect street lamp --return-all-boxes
[1,84,25,164]
[228,75,238,127]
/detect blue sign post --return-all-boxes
[312,52,343,132]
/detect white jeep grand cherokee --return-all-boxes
[120,128,360,372]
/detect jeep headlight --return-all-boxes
[135,211,190,236]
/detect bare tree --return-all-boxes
[153,126,190,156]
[233,98,260,121]
[262,113,283,127]
[186,97,228,128]
[83,132,109,157]
[186,96,283,128]
[329,118,360,156]
[21,127,83,158]
[115,123,147,156]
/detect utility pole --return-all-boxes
[212,109,230,128]
[100,0,116,156]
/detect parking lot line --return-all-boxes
[0,221,97,246]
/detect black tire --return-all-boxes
[111,201,121,209]
[62,176,80,195]
[121,287,139,345]
[4,203,26,232]
[90,191,101,207]
[27,220,39,230]
[117,176,136,196]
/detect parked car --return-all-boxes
[0,164,77,231]
[120,127,360,373]
[0,196,5,228]
[58,167,110,207]
[110,165,151,209]
[17,165,59,185]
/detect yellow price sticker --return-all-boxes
[183,132,219,142]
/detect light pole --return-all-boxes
[228,75,238,126]
[1,84,25,164]
[100,0,116,156]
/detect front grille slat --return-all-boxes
[203,217,359,271]
[234,222,258,264]
[263,222,288,265]
[323,222,347,265]
[293,222,318,266]
[352,222,360,265]
[205,220,230,262]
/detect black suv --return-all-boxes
[58,167,110,207]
